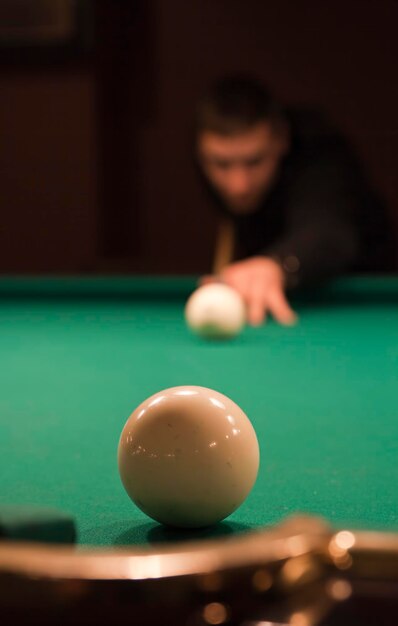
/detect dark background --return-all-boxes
[1,0,397,274]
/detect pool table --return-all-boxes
[1,276,398,625]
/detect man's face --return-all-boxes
[197,122,288,214]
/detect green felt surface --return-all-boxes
[0,276,397,546]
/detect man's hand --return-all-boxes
[216,257,297,326]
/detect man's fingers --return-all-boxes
[248,298,266,326]
[221,272,249,301]
[219,258,297,327]
[268,289,297,325]
[246,283,267,326]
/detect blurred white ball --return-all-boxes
[185,283,246,339]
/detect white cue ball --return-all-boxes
[117,386,259,528]
[185,283,246,339]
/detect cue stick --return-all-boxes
[212,217,235,275]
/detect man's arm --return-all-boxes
[219,150,362,325]
[264,150,362,289]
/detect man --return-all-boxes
[195,76,395,325]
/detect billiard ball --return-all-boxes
[185,283,246,339]
[117,386,259,528]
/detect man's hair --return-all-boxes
[195,75,285,136]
